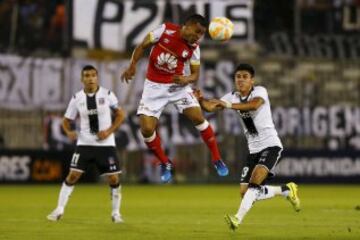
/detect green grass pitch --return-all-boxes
[0,184,359,240]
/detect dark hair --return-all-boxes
[81,65,97,76]
[234,63,255,77]
[184,14,208,28]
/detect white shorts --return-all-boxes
[137,79,200,119]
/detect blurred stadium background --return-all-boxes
[0,0,359,185]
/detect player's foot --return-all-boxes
[224,214,240,231]
[286,182,301,212]
[112,213,124,223]
[214,160,229,176]
[160,160,173,183]
[47,208,63,221]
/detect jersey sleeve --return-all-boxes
[64,96,78,120]
[149,24,166,43]
[108,91,120,110]
[220,92,233,103]
[253,86,269,102]
[190,46,200,66]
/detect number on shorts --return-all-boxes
[71,153,80,166]
[241,167,249,178]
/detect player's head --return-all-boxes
[233,63,255,93]
[181,14,208,45]
[81,65,99,92]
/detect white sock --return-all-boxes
[235,186,260,223]
[256,185,282,201]
[281,185,290,197]
[56,182,74,212]
[111,185,122,216]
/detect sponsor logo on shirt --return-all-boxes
[88,109,98,115]
[156,52,177,72]
[237,111,253,118]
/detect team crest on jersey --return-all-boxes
[98,98,105,105]
[165,30,175,35]
[182,50,189,58]
[163,38,170,44]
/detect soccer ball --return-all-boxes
[208,17,234,41]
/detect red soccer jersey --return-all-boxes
[146,23,200,84]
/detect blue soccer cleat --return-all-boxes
[214,160,229,176]
[160,160,173,183]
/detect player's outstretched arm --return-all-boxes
[121,34,153,83]
[97,108,126,140]
[62,117,77,141]
[193,89,225,112]
[231,97,264,111]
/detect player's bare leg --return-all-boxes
[140,115,173,182]
[47,170,82,221]
[107,173,123,223]
[183,106,228,176]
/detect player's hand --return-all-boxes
[172,75,188,85]
[121,65,136,83]
[209,99,226,110]
[97,130,111,140]
[192,89,203,101]
[66,131,77,141]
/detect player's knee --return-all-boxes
[240,186,248,197]
[66,173,81,184]
[190,116,205,126]
[108,174,119,185]
[140,125,155,137]
[240,190,246,198]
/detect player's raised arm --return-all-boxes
[121,33,154,83]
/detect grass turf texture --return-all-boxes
[0,184,359,240]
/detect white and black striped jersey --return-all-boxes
[64,87,120,146]
[221,86,282,154]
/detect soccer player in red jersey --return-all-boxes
[121,14,228,182]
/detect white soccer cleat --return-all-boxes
[112,213,124,223]
[47,208,64,221]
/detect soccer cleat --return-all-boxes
[112,213,124,223]
[214,160,229,176]
[286,182,301,212]
[160,160,173,183]
[47,209,63,221]
[224,214,240,231]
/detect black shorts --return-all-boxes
[240,146,283,183]
[70,146,121,175]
